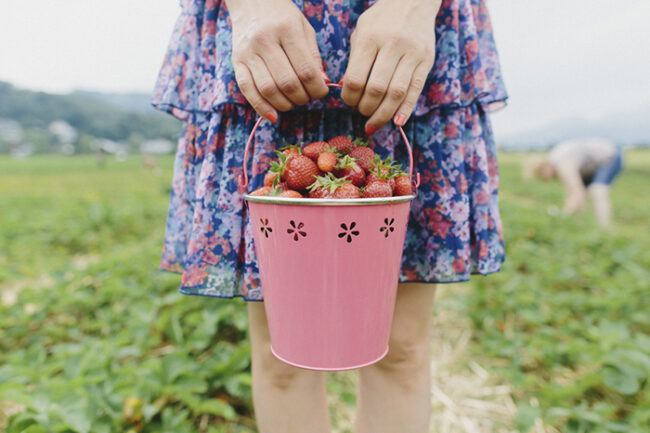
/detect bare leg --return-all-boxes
[588,184,612,229]
[247,302,331,433]
[354,283,436,433]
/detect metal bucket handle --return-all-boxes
[241,82,420,193]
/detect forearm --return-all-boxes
[555,164,585,215]
[563,188,585,215]
[561,171,586,215]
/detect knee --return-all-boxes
[376,331,431,375]
[253,343,308,391]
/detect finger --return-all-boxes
[247,56,294,112]
[233,62,279,122]
[341,34,377,107]
[280,23,329,100]
[357,47,404,117]
[260,45,310,106]
[364,56,417,131]
[392,60,432,127]
[302,19,330,98]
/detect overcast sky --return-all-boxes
[1,0,649,138]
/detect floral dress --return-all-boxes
[152,0,508,301]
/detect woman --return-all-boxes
[525,138,622,229]
[152,0,507,431]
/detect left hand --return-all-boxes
[341,0,440,133]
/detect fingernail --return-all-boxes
[365,124,377,135]
[338,74,345,85]
[266,111,278,123]
[321,70,331,83]
[394,113,407,126]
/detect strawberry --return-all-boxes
[308,173,360,199]
[308,187,330,198]
[284,155,320,190]
[349,141,375,173]
[393,173,413,196]
[366,170,396,190]
[307,173,338,198]
[333,182,361,199]
[334,155,366,187]
[363,180,393,198]
[280,190,303,198]
[328,135,355,154]
[367,155,399,190]
[250,186,272,196]
[317,151,338,173]
[280,144,301,159]
[302,141,328,161]
[263,170,279,187]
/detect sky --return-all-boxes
[1,0,649,138]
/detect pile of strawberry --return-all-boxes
[250,136,413,199]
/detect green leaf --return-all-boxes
[60,407,92,433]
[515,403,541,432]
[142,404,161,423]
[161,354,187,384]
[603,366,640,395]
[22,425,47,433]
[161,407,189,429]
[170,376,208,393]
[7,414,37,433]
[198,399,236,420]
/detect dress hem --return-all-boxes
[163,265,504,302]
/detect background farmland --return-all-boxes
[1,150,648,433]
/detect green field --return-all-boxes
[0,152,648,433]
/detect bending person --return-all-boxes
[525,138,623,229]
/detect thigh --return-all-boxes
[247,301,272,349]
[384,283,437,362]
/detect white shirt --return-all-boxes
[548,138,617,179]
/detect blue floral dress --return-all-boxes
[152,0,508,301]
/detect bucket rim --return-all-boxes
[244,194,415,206]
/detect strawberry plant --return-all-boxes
[0,150,648,433]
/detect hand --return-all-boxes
[341,0,440,133]
[226,0,330,122]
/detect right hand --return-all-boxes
[226,0,330,122]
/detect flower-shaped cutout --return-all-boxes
[259,218,272,238]
[338,222,360,243]
[380,218,395,238]
[287,220,307,241]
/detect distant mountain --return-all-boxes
[0,81,180,145]
[72,90,155,113]
[500,107,650,150]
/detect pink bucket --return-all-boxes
[242,87,419,371]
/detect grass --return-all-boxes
[0,151,648,432]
